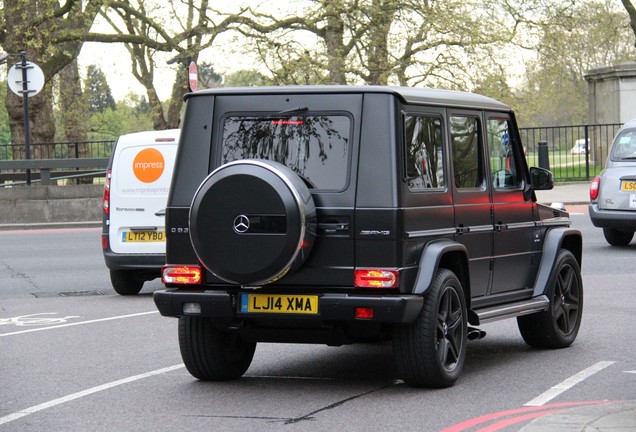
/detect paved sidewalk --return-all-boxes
[521,400,636,432]
[535,182,590,206]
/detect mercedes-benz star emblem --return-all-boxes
[233,215,250,233]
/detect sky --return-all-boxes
[77,1,282,102]
[77,31,258,102]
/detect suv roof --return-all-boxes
[186,85,511,111]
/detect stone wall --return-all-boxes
[0,185,103,229]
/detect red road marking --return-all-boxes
[439,400,614,432]
[475,409,566,432]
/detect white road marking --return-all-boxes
[524,361,615,406]
[625,370,636,374]
[0,313,81,327]
[0,364,184,426]
[0,311,158,337]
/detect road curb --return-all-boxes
[0,221,101,231]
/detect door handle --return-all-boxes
[456,225,470,234]
[317,222,349,233]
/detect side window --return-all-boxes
[487,116,522,189]
[405,115,445,191]
[450,115,483,189]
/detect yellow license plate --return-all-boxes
[122,231,165,242]
[240,294,319,315]
[621,181,636,191]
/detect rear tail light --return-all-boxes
[590,176,600,201]
[162,265,202,285]
[354,269,399,288]
[103,169,111,215]
[355,307,374,319]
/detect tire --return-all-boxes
[179,317,256,381]
[110,269,143,295]
[392,269,468,388]
[518,249,583,349]
[189,160,316,285]
[602,228,634,246]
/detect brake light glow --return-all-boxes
[272,119,304,125]
[355,307,374,319]
[590,176,600,201]
[162,265,202,285]
[354,269,399,288]
[102,169,111,215]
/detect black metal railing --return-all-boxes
[0,140,114,161]
[519,123,622,182]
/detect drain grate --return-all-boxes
[31,292,60,298]
[32,290,105,298]
[59,290,105,297]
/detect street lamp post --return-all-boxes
[18,51,32,185]
[3,50,45,186]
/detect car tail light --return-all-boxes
[354,269,399,288]
[355,307,374,319]
[162,265,202,285]
[103,169,111,215]
[590,176,600,201]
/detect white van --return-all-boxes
[102,129,179,295]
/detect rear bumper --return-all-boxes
[153,289,423,324]
[103,250,165,271]
[589,203,636,230]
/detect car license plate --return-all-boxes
[621,181,636,191]
[240,294,319,315]
[122,231,165,242]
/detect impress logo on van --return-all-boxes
[132,148,165,183]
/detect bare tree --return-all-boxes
[1,0,102,157]
[231,0,520,88]
[97,0,248,129]
[621,0,636,45]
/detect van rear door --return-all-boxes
[108,130,179,255]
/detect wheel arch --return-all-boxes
[412,239,470,305]
[532,227,582,297]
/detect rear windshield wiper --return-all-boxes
[277,106,309,115]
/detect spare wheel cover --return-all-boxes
[189,160,316,285]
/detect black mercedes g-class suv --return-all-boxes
[153,86,583,388]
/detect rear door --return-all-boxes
[448,110,493,298]
[487,114,536,294]
[109,130,179,254]
[212,93,362,287]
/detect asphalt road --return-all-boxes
[1,208,635,431]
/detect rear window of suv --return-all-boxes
[221,114,351,190]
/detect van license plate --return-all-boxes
[240,294,319,315]
[122,231,165,242]
[621,181,636,191]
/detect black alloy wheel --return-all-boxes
[518,249,583,349]
[393,268,467,388]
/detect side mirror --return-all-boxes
[529,166,554,190]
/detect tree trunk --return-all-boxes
[323,4,347,85]
[59,59,91,184]
[5,83,56,160]
[166,63,189,129]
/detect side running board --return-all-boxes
[474,295,549,325]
